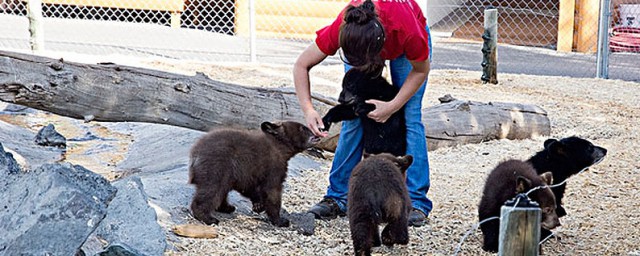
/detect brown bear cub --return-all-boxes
[188,121,320,227]
[478,160,560,252]
[348,153,413,256]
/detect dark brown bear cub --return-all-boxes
[189,121,320,227]
[348,153,413,256]
[478,160,560,252]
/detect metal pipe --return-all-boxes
[27,0,44,53]
[596,0,612,79]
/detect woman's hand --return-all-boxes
[304,109,329,137]
[364,99,400,123]
[365,60,430,123]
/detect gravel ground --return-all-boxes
[144,62,639,256]
[5,59,639,255]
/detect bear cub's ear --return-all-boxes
[539,171,554,185]
[543,139,558,149]
[516,176,532,194]
[544,139,566,156]
[261,122,281,135]
[395,155,414,171]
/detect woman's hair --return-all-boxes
[339,0,385,75]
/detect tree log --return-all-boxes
[0,50,335,132]
[0,51,550,152]
[423,95,550,151]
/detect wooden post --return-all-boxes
[498,195,541,256]
[575,0,601,53]
[170,11,181,28]
[234,0,347,39]
[234,0,249,36]
[557,0,576,52]
[481,7,498,84]
[27,0,44,53]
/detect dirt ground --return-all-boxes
[144,61,639,256]
[5,59,640,255]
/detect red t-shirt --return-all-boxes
[315,0,429,61]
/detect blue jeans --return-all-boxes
[324,25,433,216]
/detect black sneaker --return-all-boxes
[408,208,428,227]
[308,198,346,220]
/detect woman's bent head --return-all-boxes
[339,0,385,75]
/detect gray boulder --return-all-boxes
[0,162,116,255]
[0,142,20,175]
[82,176,167,256]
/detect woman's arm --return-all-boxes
[365,60,430,123]
[293,42,329,136]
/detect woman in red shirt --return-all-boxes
[293,0,432,227]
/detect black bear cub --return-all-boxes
[527,136,607,218]
[348,153,413,256]
[478,160,560,252]
[189,121,320,227]
[322,68,406,156]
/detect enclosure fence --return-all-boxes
[0,0,638,81]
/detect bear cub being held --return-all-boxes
[527,136,607,218]
[478,160,560,252]
[189,121,320,227]
[321,68,406,156]
[348,153,413,256]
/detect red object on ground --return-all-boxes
[609,27,640,53]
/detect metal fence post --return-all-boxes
[596,0,611,79]
[481,7,498,84]
[249,0,257,63]
[27,0,44,53]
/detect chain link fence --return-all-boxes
[0,0,638,81]
[429,1,577,76]
[608,2,640,80]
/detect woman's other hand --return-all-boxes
[364,99,400,123]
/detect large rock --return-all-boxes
[0,142,20,175]
[0,162,117,255]
[82,176,167,256]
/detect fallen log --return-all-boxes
[0,50,550,152]
[0,50,335,132]
[423,95,550,151]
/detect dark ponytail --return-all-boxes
[339,0,385,76]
